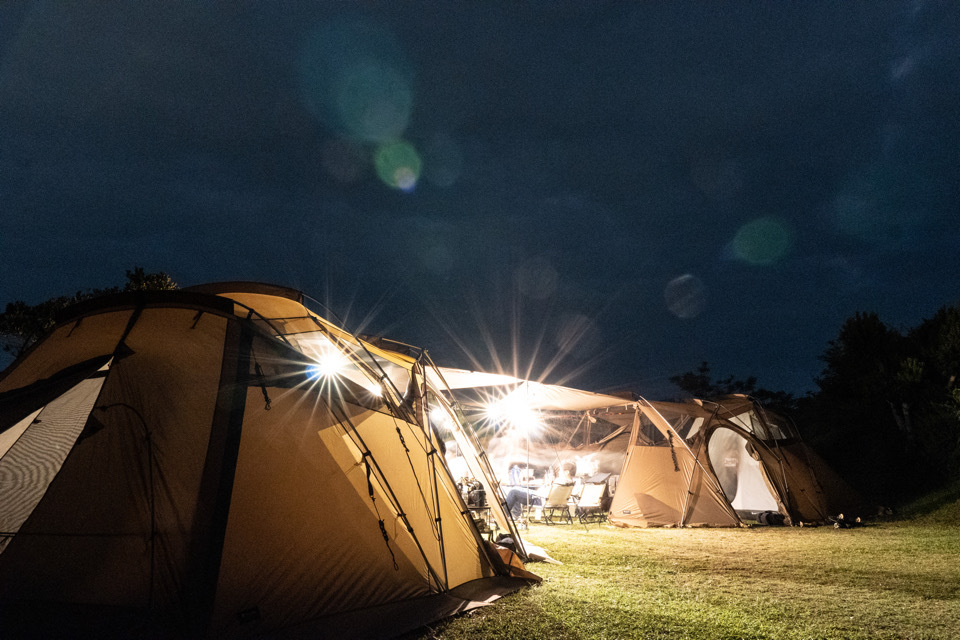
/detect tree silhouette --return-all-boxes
[807,306,960,502]
[0,268,177,359]
[669,361,797,415]
[671,303,960,504]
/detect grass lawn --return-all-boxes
[410,515,960,639]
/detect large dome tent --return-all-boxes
[0,283,536,639]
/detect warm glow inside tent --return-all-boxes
[189,283,528,560]
[435,368,636,487]
[0,284,536,639]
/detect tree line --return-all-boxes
[0,268,177,358]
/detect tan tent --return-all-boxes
[609,395,863,527]
[190,283,527,559]
[0,283,535,639]
[436,371,860,528]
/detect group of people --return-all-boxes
[503,460,581,519]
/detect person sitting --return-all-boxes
[505,461,577,519]
[557,460,579,489]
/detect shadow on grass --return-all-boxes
[703,562,960,602]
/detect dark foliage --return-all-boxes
[669,361,798,415]
[0,267,177,359]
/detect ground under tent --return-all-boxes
[0,283,537,639]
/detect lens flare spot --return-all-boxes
[299,17,413,143]
[665,274,706,319]
[831,165,922,249]
[375,140,421,191]
[732,217,792,265]
[335,61,413,143]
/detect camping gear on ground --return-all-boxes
[757,511,787,526]
[537,483,576,525]
[575,478,612,524]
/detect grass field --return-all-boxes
[410,502,960,639]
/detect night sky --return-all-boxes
[1,2,958,397]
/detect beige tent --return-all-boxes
[0,283,535,639]
[436,371,860,528]
[608,395,863,527]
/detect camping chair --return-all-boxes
[540,483,575,525]
[575,481,609,524]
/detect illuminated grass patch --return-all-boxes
[408,521,960,639]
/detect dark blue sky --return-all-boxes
[1,1,958,396]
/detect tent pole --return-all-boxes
[424,353,528,558]
[525,428,530,518]
[677,432,699,526]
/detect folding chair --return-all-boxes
[540,483,575,525]
[575,481,610,524]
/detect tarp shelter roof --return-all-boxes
[431,367,638,412]
[434,368,641,484]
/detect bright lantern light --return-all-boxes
[307,350,348,379]
[486,390,540,434]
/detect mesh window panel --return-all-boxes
[0,377,104,553]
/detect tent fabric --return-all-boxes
[609,396,863,527]
[185,284,526,559]
[0,285,536,639]
[435,370,861,529]
[433,367,635,412]
[0,369,108,553]
[611,445,740,528]
[202,286,524,559]
[755,440,863,522]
